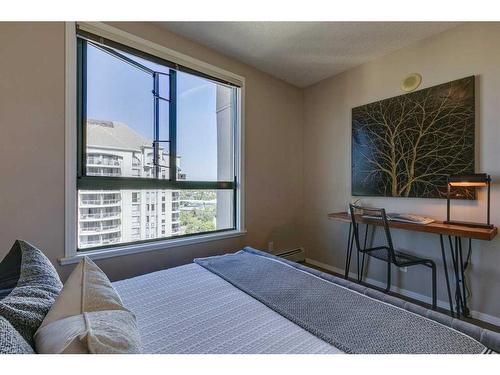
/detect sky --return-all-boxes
[86,43,226,181]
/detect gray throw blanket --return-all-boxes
[195,248,493,354]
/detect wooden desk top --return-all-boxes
[327,212,498,241]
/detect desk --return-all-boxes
[328,212,497,317]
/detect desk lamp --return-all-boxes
[444,173,493,229]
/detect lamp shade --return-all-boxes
[448,173,490,187]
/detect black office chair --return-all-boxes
[348,204,437,309]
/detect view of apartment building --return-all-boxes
[78,81,234,249]
[78,119,183,249]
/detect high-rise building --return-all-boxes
[78,119,183,249]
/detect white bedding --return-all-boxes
[113,263,342,354]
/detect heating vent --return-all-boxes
[276,247,305,263]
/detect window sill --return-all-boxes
[59,229,247,266]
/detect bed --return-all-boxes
[114,262,341,354]
[113,247,500,354]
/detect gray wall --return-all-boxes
[303,22,500,322]
[0,22,304,281]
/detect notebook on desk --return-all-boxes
[362,213,435,225]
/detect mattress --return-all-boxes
[113,263,342,354]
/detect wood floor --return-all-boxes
[302,261,500,333]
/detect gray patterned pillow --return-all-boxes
[0,240,62,349]
[0,316,34,354]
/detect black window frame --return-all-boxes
[76,29,239,252]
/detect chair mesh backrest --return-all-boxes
[348,204,396,262]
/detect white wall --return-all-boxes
[303,22,500,321]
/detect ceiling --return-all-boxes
[157,22,460,88]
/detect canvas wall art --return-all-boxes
[351,76,475,199]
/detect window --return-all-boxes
[75,28,240,252]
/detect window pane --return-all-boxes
[177,72,235,181]
[155,141,169,179]
[77,188,234,250]
[158,99,170,142]
[157,73,170,102]
[84,42,173,179]
[179,190,234,235]
[155,100,170,179]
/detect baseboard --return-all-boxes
[275,247,305,262]
[305,258,500,327]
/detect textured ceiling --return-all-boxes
[157,22,460,87]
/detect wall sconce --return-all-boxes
[444,173,493,229]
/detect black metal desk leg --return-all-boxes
[458,238,470,317]
[344,223,354,279]
[439,234,454,317]
[448,235,463,317]
[455,237,465,315]
[357,243,361,281]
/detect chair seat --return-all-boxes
[363,247,430,267]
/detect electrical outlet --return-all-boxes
[268,241,274,252]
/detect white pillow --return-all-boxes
[34,257,141,354]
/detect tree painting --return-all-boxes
[352,76,475,199]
